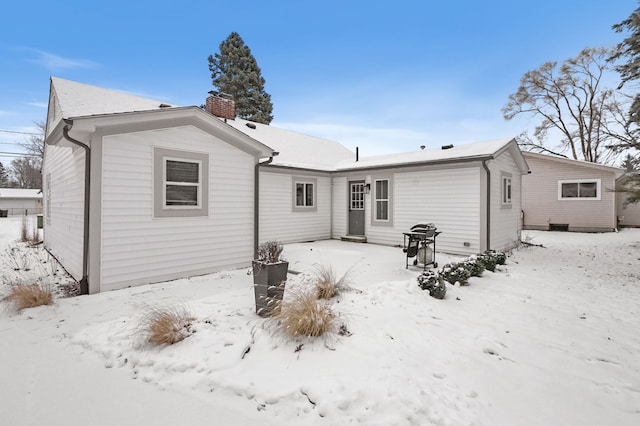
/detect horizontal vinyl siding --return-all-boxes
[366,166,481,255]
[259,171,331,244]
[331,177,347,238]
[0,199,41,215]
[100,126,255,292]
[489,151,522,252]
[42,143,85,281]
[617,191,640,227]
[522,155,617,231]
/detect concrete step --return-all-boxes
[340,235,367,243]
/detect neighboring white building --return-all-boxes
[44,77,529,294]
[0,188,42,216]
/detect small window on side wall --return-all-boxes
[558,179,601,200]
[501,174,512,207]
[45,173,51,225]
[165,159,200,207]
[292,177,317,212]
[371,176,393,226]
[154,148,209,218]
[375,179,389,220]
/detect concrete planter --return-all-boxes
[252,260,288,317]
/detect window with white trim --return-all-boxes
[296,182,314,207]
[164,158,201,207]
[374,179,389,221]
[558,179,601,200]
[502,174,512,206]
[292,177,317,212]
[153,148,209,218]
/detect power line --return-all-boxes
[0,129,41,136]
[0,151,37,158]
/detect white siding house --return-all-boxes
[43,77,529,294]
[43,78,273,294]
[41,144,86,280]
[522,152,624,232]
[258,170,333,243]
[222,118,528,254]
[220,117,356,245]
[322,139,528,255]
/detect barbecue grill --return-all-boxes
[402,223,441,270]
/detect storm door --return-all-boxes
[348,180,365,235]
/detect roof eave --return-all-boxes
[335,154,496,173]
[47,107,275,158]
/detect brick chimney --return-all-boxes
[205,91,235,120]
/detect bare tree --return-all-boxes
[503,47,632,164]
[19,121,45,168]
[10,157,41,189]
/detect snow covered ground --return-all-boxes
[1,215,639,425]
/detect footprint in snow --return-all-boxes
[483,347,499,356]
[484,347,516,363]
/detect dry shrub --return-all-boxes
[274,287,337,337]
[58,282,80,298]
[4,283,53,311]
[313,264,352,299]
[137,305,195,345]
[256,240,285,264]
[20,216,39,244]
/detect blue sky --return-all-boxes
[0,0,636,167]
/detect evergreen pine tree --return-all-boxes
[613,5,640,131]
[208,32,274,124]
[621,153,640,172]
[612,6,640,205]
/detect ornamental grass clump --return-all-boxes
[3,283,53,311]
[137,305,195,346]
[20,216,40,244]
[274,287,337,337]
[313,264,352,300]
[439,263,471,286]
[417,269,447,299]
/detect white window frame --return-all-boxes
[45,173,51,225]
[350,182,365,210]
[153,147,209,218]
[558,179,601,201]
[292,177,317,212]
[501,173,512,208]
[163,156,202,210]
[372,177,393,226]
